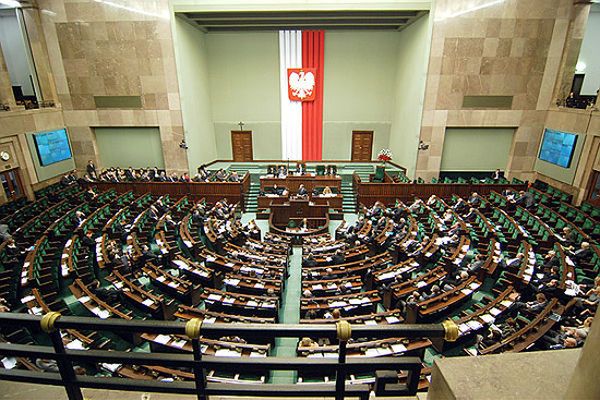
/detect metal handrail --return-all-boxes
[0,312,457,400]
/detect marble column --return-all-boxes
[0,43,17,110]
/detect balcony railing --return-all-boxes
[0,312,458,400]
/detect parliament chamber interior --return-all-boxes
[0,0,599,399]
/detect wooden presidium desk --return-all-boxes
[259,174,343,211]
[269,198,329,243]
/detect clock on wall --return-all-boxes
[0,151,10,162]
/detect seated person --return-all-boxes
[557,226,577,248]
[228,171,240,182]
[215,169,229,181]
[468,192,481,207]
[464,253,486,273]
[270,184,284,196]
[441,271,470,291]
[514,292,548,314]
[322,186,333,195]
[514,190,535,209]
[332,249,345,264]
[277,165,287,178]
[570,242,592,264]
[295,162,306,175]
[303,252,317,267]
[297,184,308,197]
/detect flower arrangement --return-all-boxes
[377,148,393,163]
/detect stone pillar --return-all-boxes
[21,4,59,107]
[0,43,17,110]
[565,317,600,399]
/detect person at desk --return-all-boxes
[270,184,284,196]
[322,186,333,196]
[514,190,535,209]
[326,165,337,176]
[468,192,481,207]
[125,167,135,181]
[557,226,577,248]
[303,252,317,267]
[295,162,306,175]
[215,169,229,181]
[570,242,592,264]
[332,249,345,264]
[228,171,240,182]
[277,165,287,178]
[297,184,308,197]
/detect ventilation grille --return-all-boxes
[94,96,142,109]
[462,96,513,109]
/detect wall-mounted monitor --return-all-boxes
[32,128,73,166]
[538,128,578,169]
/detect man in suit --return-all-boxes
[271,184,284,196]
[303,253,317,267]
[468,192,481,207]
[86,160,97,180]
[228,171,240,182]
[558,226,578,248]
[297,184,308,197]
[571,242,592,264]
[125,167,135,181]
[515,190,535,209]
[332,249,345,264]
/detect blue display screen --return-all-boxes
[538,128,577,169]
[33,128,73,166]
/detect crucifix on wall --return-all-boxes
[238,121,245,131]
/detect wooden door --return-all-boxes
[351,131,374,161]
[586,170,600,206]
[0,168,24,200]
[231,131,253,161]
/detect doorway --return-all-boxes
[0,168,24,200]
[231,131,253,161]
[351,131,373,161]
[586,170,600,207]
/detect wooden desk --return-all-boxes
[83,173,250,210]
[260,174,341,192]
[269,199,330,240]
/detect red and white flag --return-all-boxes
[279,30,324,160]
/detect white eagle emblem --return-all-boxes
[289,70,315,100]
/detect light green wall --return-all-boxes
[206,31,281,159]
[389,13,431,178]
[323,30,400,159]
[94,127,165,169]
[534,130,587,185]
[441,128,515,171]
[26,130,76,182]
[173,16,217,170]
